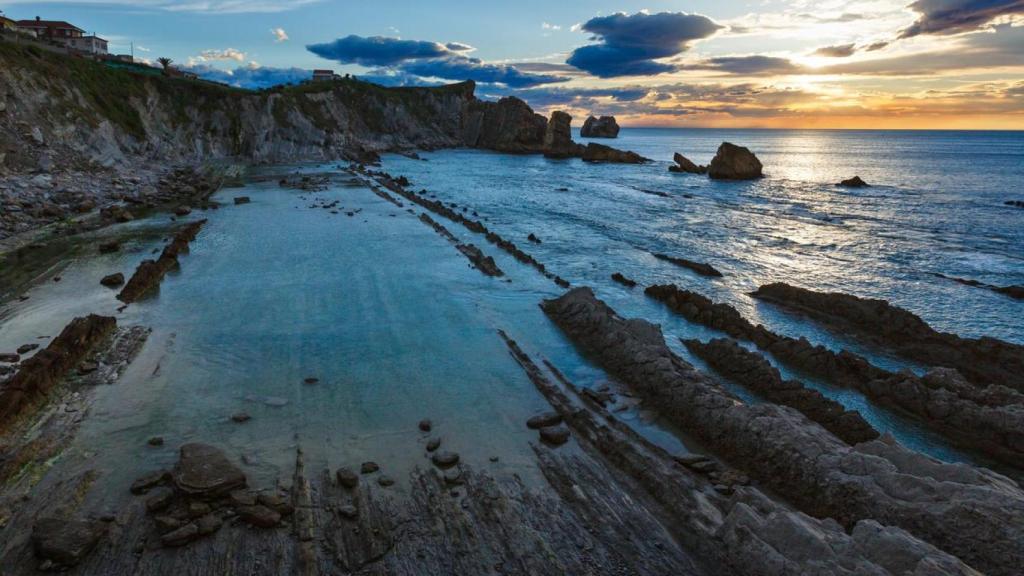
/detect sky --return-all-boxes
[1,0,1022,129]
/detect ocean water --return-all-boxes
[1,129,1022,504]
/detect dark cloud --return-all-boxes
[185,64,313,89]
[812,43,857,57]
[566,11,722,77]
[899,0,1024,38]
[683,55,804,75]
[306,35,452,66]
[865,41,890,51]
[397,57,567,88]
[307,34,565,88]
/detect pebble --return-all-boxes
[418,419,432,432]
[147,436,164,446]
[431,451,459,469]
[360,461,380,474]
[336,468,359,489]
[377,475,395,487]
[426,437,441,452]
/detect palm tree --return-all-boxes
[157,57,173,74]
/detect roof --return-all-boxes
[16,20,85,32]
[312,69,334,74]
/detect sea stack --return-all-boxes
[669,152,707,174]
[707,142,763,180]
[543,111,582,158]
[580,116,620,138]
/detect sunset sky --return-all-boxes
[2,0,1022,128]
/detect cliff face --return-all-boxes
[0,42,550,173]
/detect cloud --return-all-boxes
[307,35,453,66]
[185,63,312,88]
[187,48,246,66]
[542,22,561,31]
[865,41,890,51]
[308,34,565,88]
[271,27,289,43]
[899,0,1024,38]
[566,11,723,77]
[812,43,856,57]
[683,55,803,76]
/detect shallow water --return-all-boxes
[1,129,1021,499]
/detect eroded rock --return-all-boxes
[707,143,763,180]
[172,443,246,498]
[580,116,620,138]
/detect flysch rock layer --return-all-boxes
[118,220,206,303]
[541,287,1024,576]
[646,284,1024,467]
[500,330,982,576]
[751,282,1024,392]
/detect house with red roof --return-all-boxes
[15,16,107,55]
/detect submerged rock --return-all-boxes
[653,253,723,278]
[100,273,124,287]
[360,461,380,474]
[707,142,763,180]
[580,115,620,138]
[233,196,251,205]
[526,411,562,429]
[611,272,637,287]
[431,451,460,469]
[539,425,570,446]
[98,241,120,254]
[172,443,246,498]
[669,152,706,174]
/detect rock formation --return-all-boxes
[751,282,1024,392]
[669,153,707,174]
[581,143,648,164]
[118,220,206,303]
[0,314,116,429]
[652,253,723,277]
[707,143,763,180]
[580,116,620,138]
[542,111,583,159]
[542,286,1024,576]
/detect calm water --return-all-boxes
[1,129,1022,502]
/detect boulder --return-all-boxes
[581,143,647,164]
[707,142,763,180]
[172,443,246,498]
[526,411,562,429]
[539,425,571,446]
[838,176,869,187]
[431,451,460,468]
[542,111,582,158]
[580,115,620,138]
[237,505,281,528]
[100,273,125,287]
[31,518,106,568]
[669,153,706,174]
[461,94,549,154]
[336,468,359,489]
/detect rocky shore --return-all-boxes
[542,286,1024,576]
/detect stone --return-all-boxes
[338,504,358,519]
[153,515,183,533]
[838,176,869,187]
[160,523,199,547]
[418,418,432,432]
[145,487,175,513]
[580,115,620,138]
[188,501,211,517]
[0,353,19,363]
[377,475,395,487]
[336,468,359,489]
[31,518,106,568]
[539,425,571,446]
[652,253,723,277]
[257,493,293,516]
[527,233,541,244]
[707,142,763,180]
[360,461,380,474]
[542,111,581,158]
[100,273,125,287]
[237,505,281,528]
[669,152,706,174]
[426,437,441,452]
[174,206,192,216]
[233,196,251,205]
[148,436,164,446]
[172,443,247,498]
[231,412,251,423]
[130,470,171,495]
[431,451,460,469]
[526,411,562,429]
[196,513,223,535]
[229,489,258,507]
[611,273,637,288]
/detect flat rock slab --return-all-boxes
[172,443,246,498]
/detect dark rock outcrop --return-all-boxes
[707,143,763,180]
[646,283,1024,466]
[838,176,869,187]
[100,273,124,287]
[542,287,1024,576]
[0,314,116,428]
[935,273,1024,301]
[456,244,504,277]
[611,272,637,287]
[751,282,1024,392]
[542,111,583,159]
[669,153,706,174]
[462,95,549,154]
[1004,200,1024,208]
[580,116,620,138]
[653,253,722,277]
[684,338,879,445]
[118,220,206,303]
[581,143,648,164]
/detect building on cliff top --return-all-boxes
[14,16,107,55]
[312,69,338,82]
[0,15,18,33]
